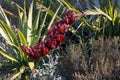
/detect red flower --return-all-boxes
[40,47,49,56]
[57,23,68,34]
[63,10,76,25]
[47,25,57,38]
[46,39,57,49]
[29,46,40,59]
[63,16,69,24]
[21,46,30,55]
[29,47,41,59]
[37,41,49,56]
[21,46,41,59]
[55,35,65,46]
[48,23,68,39]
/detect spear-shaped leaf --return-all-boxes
[0,5,10,26]
[38,4,60,19]
[0,20,19,46]
[27,1,33,45]
[17,29,28,46]
[0,49,18,62]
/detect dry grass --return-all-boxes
[57,37,120,80]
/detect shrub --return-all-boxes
[57,37,120,80]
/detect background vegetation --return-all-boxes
[0,0,120,80]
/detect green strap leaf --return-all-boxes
[37,10,48,42]
[17,29,28,46]
[59,0,79,13]
[0,25,10,42]
[6,40,27,61]
[0,50,18,62]
[3,9,18,18]
[59,0,72,9]
[32,10,40,31]
[0,20,19,46]
[27,1,33,45]
[38,4,60,19]
[19,66,26,73]
[11,72,21,80]
[0,5,10,26]
[30,10,40,45]
[14,2,25,12]
[11,66,25,80]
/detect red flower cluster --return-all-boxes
[21,41,49,59]
[63,10,76,25]
[47,22,68,47]
[21,10,76,59]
